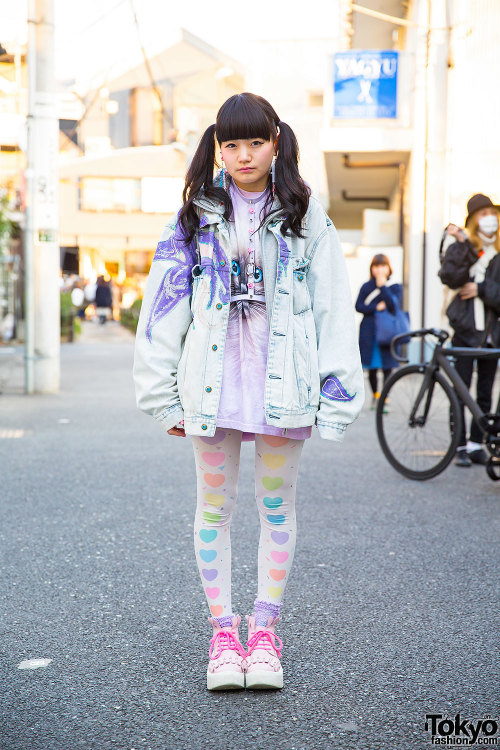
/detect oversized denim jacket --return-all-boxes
[133,190,364,441]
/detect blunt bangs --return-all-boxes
[216,94,276,144]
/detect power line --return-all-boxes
[128,0,172,131]
[76,0,129,36]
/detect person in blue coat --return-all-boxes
[355,254,402,408]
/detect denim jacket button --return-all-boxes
[298,274,304,281]
[212,344,218,351]
[216,303,222,309]
[201,424,208,430]
[205,386,212,393]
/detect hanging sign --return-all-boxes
[333,50,398,119]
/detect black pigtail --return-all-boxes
[274,121,311,239]
[178,124,231,244]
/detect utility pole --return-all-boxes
[25,0,60,394]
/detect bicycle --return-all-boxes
[375,328,500,481]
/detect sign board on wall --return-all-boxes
[333,50,398,119]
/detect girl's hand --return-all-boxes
[168,420,186,437]
[376,301,387,311]
[446,223,466,242]
[459,282,478,299]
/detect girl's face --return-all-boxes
[220,136,277,192]
[372,263,390,279]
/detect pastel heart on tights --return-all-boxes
[271,530,289,545]
[267,514,285,525]
[268,586,283,599]
[262,476,284,491]
[200,431,226,445]
[203,511,222,524]
[202,451,226,467]
[262,435,290,447]
[205,492,225,508]
[204,473,225,488]
[202,568,218,581]
[210,605,223,616]
[263,453,287,469]
[206,587,220,600]
[270,569,286,581]
[200,549,217,563]
[271,550,289,563]
[263,496,283,510]
[199,529,218,543]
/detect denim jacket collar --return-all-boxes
[193,182,284,231]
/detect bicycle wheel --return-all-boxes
[376,364,462,480]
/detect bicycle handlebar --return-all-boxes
[389,327,500,363]
[389,328,449,362]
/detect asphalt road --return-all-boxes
[1,321,498,750]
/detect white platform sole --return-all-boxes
[245,668,284,689]
[207,670,245,691]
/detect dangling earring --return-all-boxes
[220,156,229,191]
[270,156,276,199]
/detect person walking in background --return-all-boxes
[95,276,112,325]
[439,193,500,467]
[70,280,86,320]
[133,93,364,691]
[110,278,121,321]
[355,254,403,409]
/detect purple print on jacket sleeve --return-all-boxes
[276,233,290,281]
[145,220,196,342]
[320,376,356,402]
[198,230,230,308]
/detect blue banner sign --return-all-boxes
[333,50,398,119]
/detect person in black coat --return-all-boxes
[439,193,500,466]
[355,254,403,409]
[95,276,113,325]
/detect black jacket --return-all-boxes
[95,283,112,308]
[439,239,500,346]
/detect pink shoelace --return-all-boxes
[246,630,283,659]
[209,630,247,660]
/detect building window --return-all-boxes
[141,177,185,213]
[130,87,163,146]
[79,178,141,212]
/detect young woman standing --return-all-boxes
[134,93,364,690]
[356,254,402,409]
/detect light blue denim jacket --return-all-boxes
[133,190,364,441]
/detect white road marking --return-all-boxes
[18,658,52,670]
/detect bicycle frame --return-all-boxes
[392,328,500,436]
[436,348,500,433]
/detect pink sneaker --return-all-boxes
[244,615,284,689]
[207,615,247,690]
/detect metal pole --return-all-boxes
[421,0,431,331]
[25,0,60,394]
[25,0,36,394]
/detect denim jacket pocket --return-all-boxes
[292,257,312,314]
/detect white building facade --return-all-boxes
[247,0,500,332]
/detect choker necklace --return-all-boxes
[232,181,269,204]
